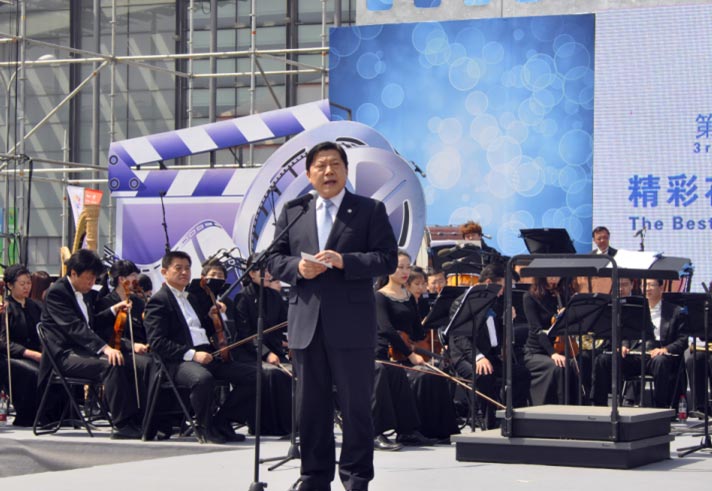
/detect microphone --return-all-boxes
[482,233,492,240]
[285,190,316,209]
[634,227,646,238]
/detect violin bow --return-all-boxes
[2,287,12,406]
[209,320,288,358]
[126,300,141,408]
[375,359,505,410]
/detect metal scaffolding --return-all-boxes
[0,0,332,269]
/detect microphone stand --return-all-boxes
[221,200,310,491]
[260,366,300,470]
[158,191,170,254]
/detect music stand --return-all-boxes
[444,284,501,432]
[519,228,576,254]
[548,293,611,404]
[666,292,712,457]
[422,286,466,331]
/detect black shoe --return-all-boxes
[287,478,330,491]
[213,416,246,442]
[111,422,142,440]
[195,425,226,444]
[396,430,436,446]
[374,434,402,451]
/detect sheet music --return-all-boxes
[607,249,660,270]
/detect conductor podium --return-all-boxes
[453,248,691,469]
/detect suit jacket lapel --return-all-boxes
[163,285,194,347]
[62,277,90,327]
[326,191,357,250]
[305,198,320,253]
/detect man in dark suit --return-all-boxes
[593,278,687,407]
[268,141,398,491]
[592,226,617,256]
[40,249,142,439]
[143,251,256,444]
[448,263,530,428]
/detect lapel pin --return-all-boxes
[347,209,352,214]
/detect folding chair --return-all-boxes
[33,323,112,436]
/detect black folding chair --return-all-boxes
[141,352,199,441]
[33,323,112,436]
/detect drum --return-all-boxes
[446,273,479,287]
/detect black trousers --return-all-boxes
[524,352,579,405]
[593,352,680,408]
[372,361,419,436]
[453,355,530,428]
[292,322,374,491]
[170,355,257,430]
[685,348,712,411]
[58,353,138,426]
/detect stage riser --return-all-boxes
[508,418,670,442]
[496,406,674,441]
[455,437,671,469]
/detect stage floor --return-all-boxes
[1,420,711,491]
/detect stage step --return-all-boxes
[453,430,674,469]
[495,405,674,441]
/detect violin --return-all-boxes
[388,331,442,363]
[550,293,579,357]
[111,279,143,350]
[200,277,231,362]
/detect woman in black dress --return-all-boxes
[0,265,58,426]
[522,276,578,405]
[375,250,458,444]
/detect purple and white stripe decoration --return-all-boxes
[108,100,331,197]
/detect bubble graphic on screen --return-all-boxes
[331,28,362,57]
[427,148,462,189]
[357,52,385,79]
[513,29,525,41]
[412,22,447,53]
[553,33,575,52]
[522,54,557,92]
[470,113,500,148]
[437,118,463,145]
[536,118,558,137]
[512,156,545,197]
[454,27,486,58]
[449,42,468,61]
[555,42,591,79]
[449,57,483,91]
[533,76,564,110]
[428,116,442,133]
[381,83,405,108]
[506,120,529,143]
[565,179,591,212]
[559,129,592,166]
[466,91,489,116]
[531,16,565,42]
[486,167,516,199]
[448,204,494,227]
[356,103,380,126]
[425,36,451,66]
[487,135,522,168]
[518,97,547,125]
[483,41,504,64]
[356,25,384,41]
[558,165,587,190]
[423,185,437,205]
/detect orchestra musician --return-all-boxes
[426,268,446,297]
[143,251,256,444]
[522,276,579,405]
[685,336,712,415]
[376,250,458,443]
[93,260,154,423]
[592,279,687,408]
[40,249,142,439]
[459,220,498,260]
[448,263,530,428]
[233,256,292,436]
[0,265,62,426]
[407,266,430,321]
[267,141,398,491]
[373,250,445,449]
[592,226,617,256]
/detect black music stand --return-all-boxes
[520,228,576,254]
[444,284,501,432]
[423,286,466,331]
[548,293,610,404]
[667,291,712,457]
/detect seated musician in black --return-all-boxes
[233,256,291,436]
[593,278,687,407]
[686,336,712,415]
[93,260,154,422]
[0,264,61,426]
[143,251,256,444]
[375,250,457,446]
[448,263,530,428]
[40,249,142,439]
[522,276,579,405]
